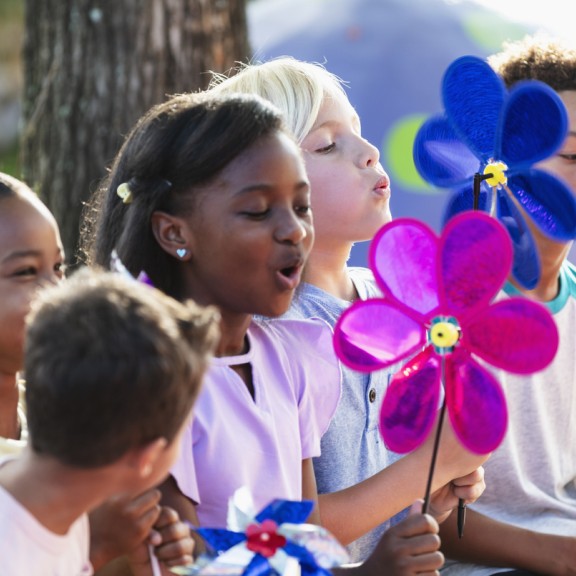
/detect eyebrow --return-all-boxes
[1,249,61,265]
[234,181,310,196]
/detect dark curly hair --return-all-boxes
[489,35,576,91]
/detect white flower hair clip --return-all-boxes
[116,182,133,204]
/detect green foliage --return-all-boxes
[0,141,20,177]
[0,0,23,20]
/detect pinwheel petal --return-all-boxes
[497,81,567,168]
[439,212,512,318]
[196,528,246,552]
[509,170,576,240]
[334,299,426,372]
[370,219,440,317]
[442,56,505,161]
[379,347,441,453]
[496,191,540,290]
[463,298,558,374]
[445,348,507,454]
[279,525,349,568]
[442,184,489,223]
[413,115,481,187]
[243,553,271,576]
[255,500,314,525]
[283,542,329,576]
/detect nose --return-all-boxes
[275,211,310,245]
[357,137,380,168]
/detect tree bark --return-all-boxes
[21,0,249,264]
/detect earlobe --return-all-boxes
[151,211,192,261]
[135,437,168,479]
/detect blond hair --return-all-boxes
[209,57,348,143]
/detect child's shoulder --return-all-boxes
[252,316,338,372]
[254,315,333,336]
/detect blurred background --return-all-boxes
[0,0,571,264]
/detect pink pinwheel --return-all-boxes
[333,212,558,454]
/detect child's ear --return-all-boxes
[151,211,193,261]
[132,437,168,479]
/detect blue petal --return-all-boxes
[508,169,576,240]
[442,56,505,161]
[283,542,331,576]
[243,554,273,576]
[414,115,481,187]
[255,500,314,525]
[196,528,246,552]
[496,192,540,290]
[497,81,568,169]
[442,184,489,225]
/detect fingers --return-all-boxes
[390,509,440,539]
[408,499,425,516]
[150,506,194,568]
[451,467,486,504]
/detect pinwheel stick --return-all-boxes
[421,357,466,539]
[473,172,493,210]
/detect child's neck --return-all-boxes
[0,372,20,440]
[216,312,252,357]
[303,243,358,301]
[0,449,117,535]
[510,237,571,302]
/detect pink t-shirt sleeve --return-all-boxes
[272,318,342,459]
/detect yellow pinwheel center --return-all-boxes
[483,161,508,188]
[429,317,461,354]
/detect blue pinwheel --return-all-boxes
[178,490,348,576]
[413,55,576,289]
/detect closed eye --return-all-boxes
[558,153,576,161]
[316,143,335,153]
[14,266,37,277]
[240,210,270,220]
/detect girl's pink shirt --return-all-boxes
[170,317,341,527]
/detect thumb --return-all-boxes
[409,499,425,516]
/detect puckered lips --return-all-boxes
[372,174,391,199]
[275,252,306,291]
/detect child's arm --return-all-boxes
[333,501,444,576]
[159,473,206,556]
[439,507,576,576]
[318,416,488,544]
[302,458,321,525]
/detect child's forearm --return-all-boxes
[440,507,576,575]
[318,450,431,544]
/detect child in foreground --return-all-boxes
[85,89,449,574]
[0,268,219,575]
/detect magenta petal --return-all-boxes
[439,212,512,319]
[333,299,426,372]
[463,298,558,374]
[380,347,441,453]
[445,349,507,454]
[370,219,440,316]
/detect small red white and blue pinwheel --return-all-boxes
[413,55,576,290]
[177,488,348,576]
[333,211,558,456]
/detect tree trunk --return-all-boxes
[21,0,249,265]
